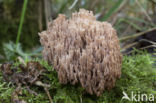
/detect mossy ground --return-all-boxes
[0,51,156,103]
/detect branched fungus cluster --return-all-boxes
[39,9,122,96]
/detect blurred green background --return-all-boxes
[0,1,156,103]
[0,0,156,61]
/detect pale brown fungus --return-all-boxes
[39,9,122,96]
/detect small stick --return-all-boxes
[17,56,26,66]
[140,39,156,45]
[44,87,53,103]
[135,0,152,23]
[119,27,156,42]
[139,45,156,50]
[35,81,52,103]
[121,42,139,52]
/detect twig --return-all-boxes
[44,88,53,103]
[35,81,50,88]
[119,27,156,42]
[135,0,152,23]
[124,45,156,55]
[121,42,139,52]
[122,38,156,55]
[35,81,52,103]
[26,86,38,96]
[11,84,27,103]
[140,45,156,50]
[17,56,26,66]
[139,39,156,45]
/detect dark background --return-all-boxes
[0,0,156,61]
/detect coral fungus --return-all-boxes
[39,9,122,96]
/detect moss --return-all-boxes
[97,52,156,103]
[0,79,14,102]
[0,51,155,103]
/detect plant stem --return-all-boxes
[16,0,28,47]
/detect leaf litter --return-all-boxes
[0,61,52,103]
